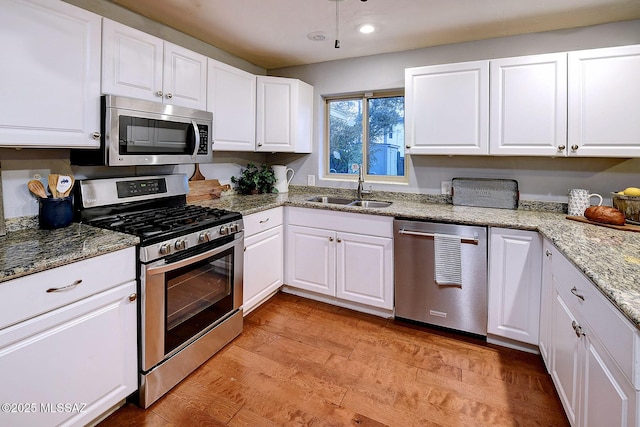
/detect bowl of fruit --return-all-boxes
[612,187,640,225]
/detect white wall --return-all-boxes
[269,19,640,204]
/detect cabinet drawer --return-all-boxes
[286,207,393,238]
[244,207,283,237]
[0,247,136,330]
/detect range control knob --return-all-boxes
[198,231,211,243]
[219,225,230,236]
[174,239,187,251]
[230,223,239,233]
[159,243,172,255]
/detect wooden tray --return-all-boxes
[566,215,640,233]
[186,164,231,203]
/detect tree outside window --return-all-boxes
[326,92,405,181]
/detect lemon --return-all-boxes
[623,187,640,196]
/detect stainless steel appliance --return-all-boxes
[71,95,213,166]
[75,174,243,408]
[394,219,488,336]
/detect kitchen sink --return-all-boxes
[348,200,393,208]
[306,196,354,205]
[306,196,392,208]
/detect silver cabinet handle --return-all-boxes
[557,145,566,151]
[46,279,82,293]
[259,218,270,224]
[166,93,173,99]
[571,320,585,337]
[571,144,579,152]
[128,293,138,302]
[329,236,334,242]
[337,238,342,243]
[92,132,101,140]
[156,90,163,97]
[570,286,585,301]
[545,250,552,257]
[405,145,411,149]
[258,142,263,147]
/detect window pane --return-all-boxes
[328,99,363,174]
[367,96,405,177]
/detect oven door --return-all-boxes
[140,234,243,372]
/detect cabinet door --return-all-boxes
[0,281,137,427]
[568,44,640,157]
[163,42,207,110]
[208,59,256,151]
[550,287,581,426]
[0,0,101,148]
[405,61,489,155]
[335,232,393,309]
[490,53,567,156]
[582,335,637,427]
[285,225,335,296]
[102,18,164,102]
[244,225,283,314]
[256,76,296,152]
[488,228,542,345]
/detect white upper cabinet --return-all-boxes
[405,61,489,155]
[0,0,101,148]
[207,59,257,151]
[568,44,640,157]
[256,76,313,153]
[102,19,207,110]
[490,53,568,156]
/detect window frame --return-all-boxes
[324,90,408,184]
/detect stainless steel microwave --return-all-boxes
[71,95,213,166]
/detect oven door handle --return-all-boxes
[146,237,239,276]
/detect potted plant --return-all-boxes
[230,163,277,195]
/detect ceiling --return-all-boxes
[110,0,640,70]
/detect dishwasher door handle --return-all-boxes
[398,228,479,245]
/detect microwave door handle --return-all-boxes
[190,120,200,157]
[146,237,239,276]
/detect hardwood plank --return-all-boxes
[99,293,568,427]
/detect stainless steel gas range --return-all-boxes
[75,174,243,408]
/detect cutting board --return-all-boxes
[187,164,231,203]
[452,178,519,210]
[566,215,640,233]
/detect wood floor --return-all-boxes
[99,292,569,426]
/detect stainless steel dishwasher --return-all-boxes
[394,219,488,336]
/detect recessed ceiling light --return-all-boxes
[358,24,375,34]
[307,31,327,41]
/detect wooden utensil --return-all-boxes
[48,174,59,197]
[56,175,74,197]
[28,180,48,198]
[61,175,75,197]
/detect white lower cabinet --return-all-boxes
[0,248,137,427]
[284,207,393,314]
[543,240,639,427]
[243,208,284,314]
[487,228,542,347]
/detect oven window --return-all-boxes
[119,116,194,154]
[164,247,234,354]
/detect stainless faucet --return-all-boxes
[357,165,365,200]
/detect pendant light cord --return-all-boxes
[335,0,340,48]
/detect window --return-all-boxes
[325,91,406,182]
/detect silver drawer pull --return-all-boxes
[570,286,585,301]
[46,279,83,293]
[398,228,478,245]
[572,320,585,337]
[259,218,270,224]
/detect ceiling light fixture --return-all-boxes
[358,24,375,34]
[307,31,327,41]
[334,0,340,48]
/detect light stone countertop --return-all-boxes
[194,188,640,330]
[0,219,139,284]
[1,187,637,330]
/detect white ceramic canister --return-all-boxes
[568,188,603,216]
[273,165,295,193]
